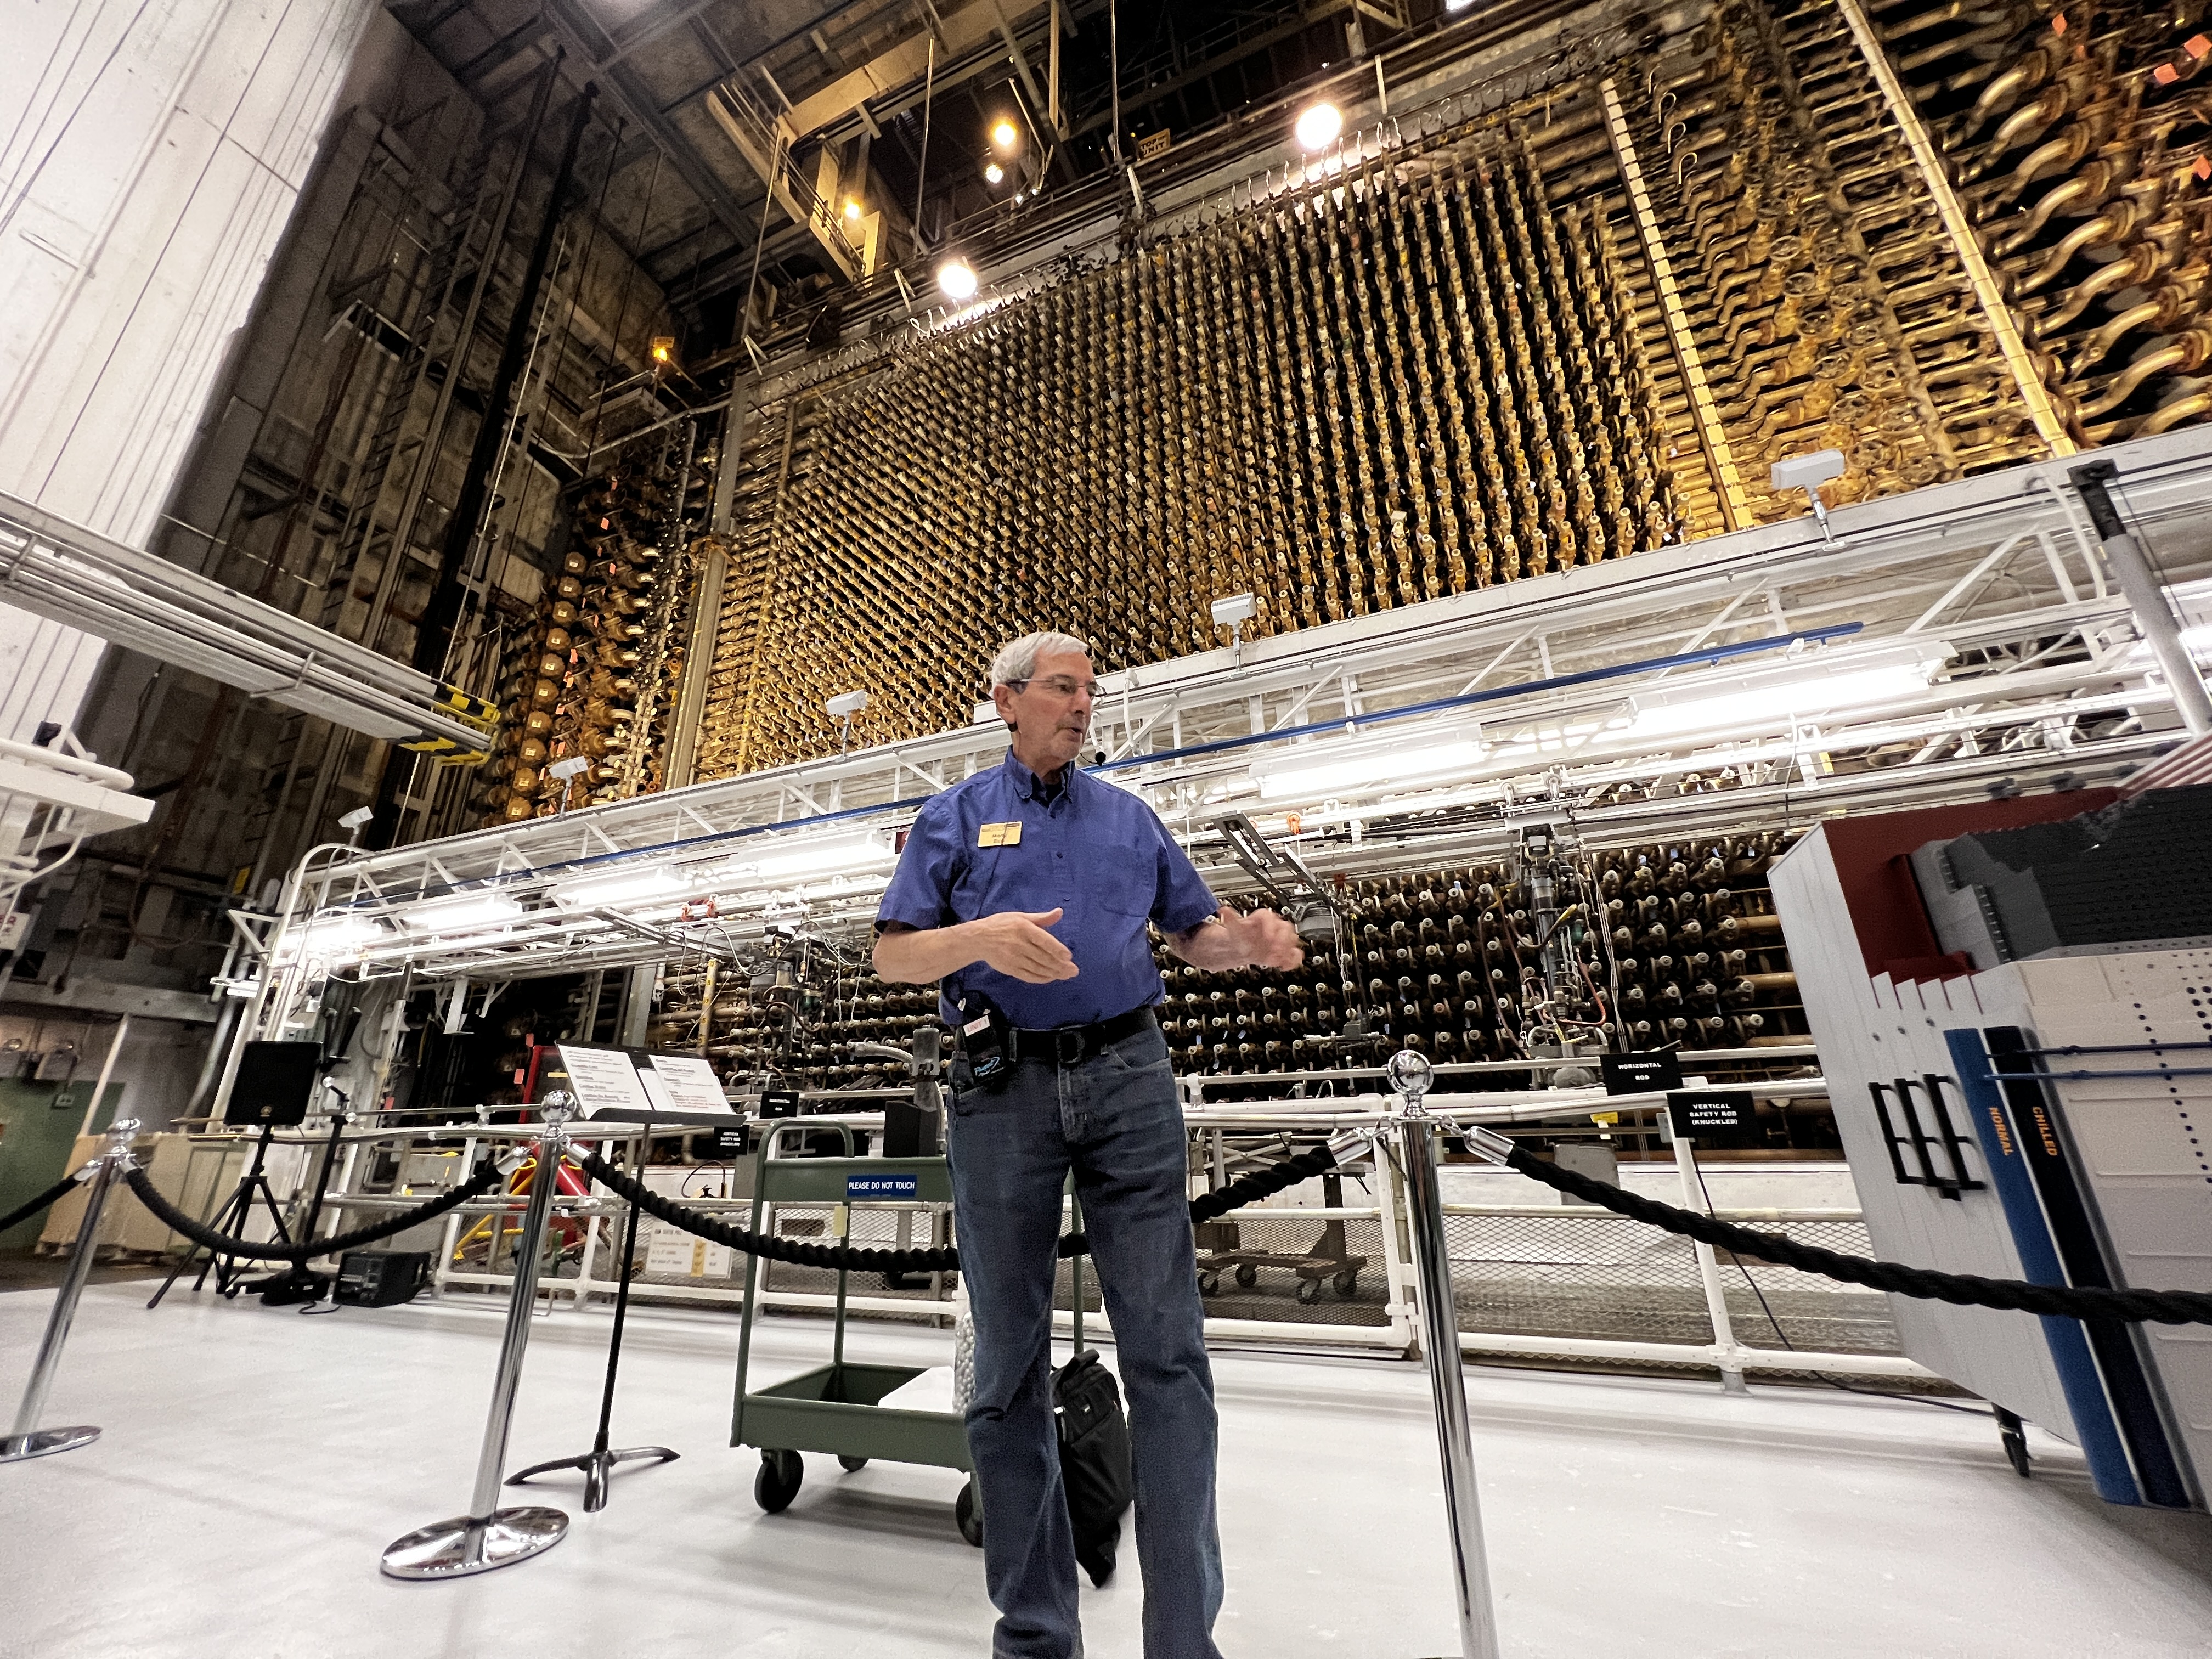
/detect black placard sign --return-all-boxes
[1667,1089,1755,1141]
[1602,1052,1683,1095]
[712,1124,749,1157]
[759,1088,801,1119]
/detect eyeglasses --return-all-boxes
[1009,675,1102,699]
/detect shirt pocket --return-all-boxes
[1093,844,1158,917]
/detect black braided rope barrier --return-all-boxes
[123,1161,509,1263]
[575,1143,1343,1274]
[1508,1150,2212,1325]
[0,1169,87,1237]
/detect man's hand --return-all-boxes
[1170,903,1305,972]
[970,907,1080,984]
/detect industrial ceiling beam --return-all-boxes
[542,0,760,250]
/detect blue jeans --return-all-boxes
[949,1018,1225,1659]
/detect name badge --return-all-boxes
[978,821,1023,847]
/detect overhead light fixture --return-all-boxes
[1771,448,1847,541]
[991,118,1020,150]
[843,197,864,221]
[1446,0,1478,10]
[650,336,675,364]
[1294,102,1343,151]
[550,862,689,911]
[1628,644,1951,741]
[275,913,389,965]
[938,257,979,301]
[1210,592,1258,629]
[1254,733,1484,802]
[984,160,1005,184]
[723,831,896,885]
[397,891,525,934]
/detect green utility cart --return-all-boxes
[731,1127,982,1543]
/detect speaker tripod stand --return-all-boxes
[507,1132,676,1510]
[148,1122,293,1307]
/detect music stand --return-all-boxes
[149,1041,323,1308]
[507,1119,678,1509]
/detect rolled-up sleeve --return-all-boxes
[877,802,961,932]
[1150,808,1218,935]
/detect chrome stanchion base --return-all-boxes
[379,1507,569,1579]
[507,1444,679,1513]
[0,1425,100,1462]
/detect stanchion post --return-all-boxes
[2,1119,138,1464]
[506,1124,679,1510]
[1389,1051,1503,1659]
[380,1096,575,1578]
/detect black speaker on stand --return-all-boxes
[148,1042,321,1309]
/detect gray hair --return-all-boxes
[989,630,1092,690]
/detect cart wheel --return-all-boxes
[1198,1270,1221,1297]
[1295,1276,1323,1306]
[1234,1263,1259,1289]
[1333,1269,1359,1298]
[754,1449,804,1514]
[838,1454,870,1473]
[956,1478,984,1547]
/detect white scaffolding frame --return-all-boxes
[225,424,2212,1063]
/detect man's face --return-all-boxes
[994,650,1096,772]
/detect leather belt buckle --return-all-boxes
[1054,1028,1085,1067]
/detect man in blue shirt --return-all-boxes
[877,630,1300,1659]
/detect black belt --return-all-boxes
[1009,1006,1156,1068]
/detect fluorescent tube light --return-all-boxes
[550,863,689,911]
[1254,736,1483,802]
[1628,649,1948,741]
[397,891,525,934]
[727,832,896,884]
[275,913,388,964]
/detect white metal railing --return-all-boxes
[0,488,491,753]
[194,1109,1931,1387]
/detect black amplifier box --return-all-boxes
[335,1250,430,1307]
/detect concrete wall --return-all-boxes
[0,0,378,744]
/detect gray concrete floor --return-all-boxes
[3,1282,2209,1658]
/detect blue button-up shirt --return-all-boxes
[876,752,1220,1029]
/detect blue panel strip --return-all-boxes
[1943,1028,2142,1505]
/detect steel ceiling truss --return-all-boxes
[245,425,2212,1025]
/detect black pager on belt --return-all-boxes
[956,994,1012,1086]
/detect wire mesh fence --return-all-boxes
[411,1153,1912,1376]
[1441,1210,1899,1353]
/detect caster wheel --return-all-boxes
[1198,1270,1221,1297]
[956,1478,984,1547]
[1295,1277,1323,1306]
[754,1449,803,1514]
[1234,1264,1259,1289]
[1333,1269,1359,1298]
[838,1454,870,1472]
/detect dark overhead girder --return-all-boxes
[541,0,759,252]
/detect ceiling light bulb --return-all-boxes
[992,119,1019,149]
[984,160,1005,184]
[938,257,979,301]
[843,197,862,220]
[1294,102,1342,151]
